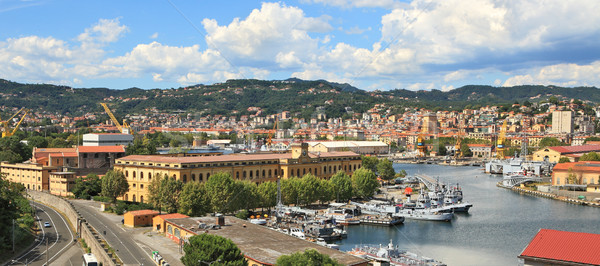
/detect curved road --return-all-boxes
[8,202,83,266]
[70,200,153,266]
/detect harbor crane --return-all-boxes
[267,116,278,149]
[496,120,508,159]
[1,108,29,137]
[101,103,133,134]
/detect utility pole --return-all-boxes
[46,237,48,265]
[12,219,15,253]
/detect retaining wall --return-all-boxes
[29,191,118,266]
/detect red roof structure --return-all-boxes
[77,145,125,153]
[519,229,600,265]
[549,144,600,155]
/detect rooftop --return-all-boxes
[117,151,359,164]
[125,209,160,216]
[519,229,600,265]
[167,216,367,265]
[548,144,600,154]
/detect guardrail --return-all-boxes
[29,191,118,266]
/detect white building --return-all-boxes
[82,133,134,146]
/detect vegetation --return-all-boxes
[579,152,600,161]
[276,249,342,266]
[0,173,35,252]
[539,137,566,148]
[100,170,129,203]
[71,174,102,199]
[351,168,379,199]
[558,157,571,163]
[377,159,396,181]
[181,234,247,266]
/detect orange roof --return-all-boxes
[520,229,600,264]
[552,161,600,172]
[78,145,125,153]
[154,213,189,220]
[118,151,359,164]
[35,148,76,153]
[125,210,159,216]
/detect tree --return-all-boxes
[330,171,353,202]
[179,182,209,216]
[317,178,333,204]
[71,174,102,199]
[181,234,247,266]
[257,181,277,210]
[584,136,600,144]
[351,168,379,199]
[376,159,396,182]
[558,157,571,163]
[100,170,129,203]
[0,173,34,250]
[539,137,565,148]
[460,143,472,157]
[148,174,164,212]
[204,172,238,214]
[276,249,342,266]
[27,136,48,148]
[161,176,184,213]
[281,177,301,205]
[580,152,600,161]
[298,174,320,206]
[361,156,379,173]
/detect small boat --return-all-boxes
[348,239,445,266]
[393,209,453,222]
[289,228,305,239]
[250,218,267,225]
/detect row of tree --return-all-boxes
[0,173,35,251]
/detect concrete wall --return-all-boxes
[29,190,117,266]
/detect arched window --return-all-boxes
[243,171,247,178]
[207,173,210,179]
[182,174,187,183]
[199,173,203,181]
[140,196,144,203]
[344,165,347,171]
[167,225,173,234]
[133,171,136,179]
[329,166,332,173]
[236,172,240,179]
[191,174,196,181]
[334,166,337,172]
[140,172,144,179]
[256,170,259,178]
[303,168,306,175]
[323,166,327,173]
[125,171,129,177]
[172,174,176,179]
[133,194,136,202]
[262,170,265,177]
[125,194,129,201]
[268,169,272,177]
[250,171,253,178]
[297,169,300,177]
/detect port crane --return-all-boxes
[496,120,508,159]
[267,116,278,149]
[454,122,464,159]
[1,108,29,137]
[101,103,133,134]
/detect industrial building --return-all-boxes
[306,141,388,155]
[82,133,134,146]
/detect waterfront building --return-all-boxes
[123,209,160,227]
[114,143,362,203]
[532,144,600,163]
[519,229,600,265]
[467,144,493,158]
[0,162,56,191]
[551,161,600,186]
[82,133,133,146]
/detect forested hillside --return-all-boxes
[1,78,598,118]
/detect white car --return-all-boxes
[44,222,51,228]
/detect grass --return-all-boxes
[0,225,37,264]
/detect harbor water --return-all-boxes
[336,164,600,265]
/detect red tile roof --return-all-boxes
[117,151,359,164]
[549,144,600,154]
[78,145,125,153]
[155,213,189,220]
[520,229,600,264]
[552,161,600,171]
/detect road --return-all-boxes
[70,200,153,266]
[8,202,83,266]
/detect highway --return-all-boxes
[8,202,83,266]
[70,200,153,266]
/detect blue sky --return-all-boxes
[2,0,600,91]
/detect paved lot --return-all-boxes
[8,202,83,266]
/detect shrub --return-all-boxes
[235,209,249,220]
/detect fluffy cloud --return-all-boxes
[301,0,406,9]
[503,61,600,87]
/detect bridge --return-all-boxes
[414,174,442,191]
[501,175,542,188]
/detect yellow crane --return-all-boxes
[101,103,133,134]
[454,121,464,159]
[2,108,29,137]
[496,120,508,159]
[267,116,278,148]
[416,134,426,157]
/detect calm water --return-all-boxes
[336,164,600,265]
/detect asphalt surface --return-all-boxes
[7,202,83,266]
[70,200,153,266]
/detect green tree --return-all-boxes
[233,181,259,211]
[205,172,238,214]
[0,173,35,250]
[558,157,571,163]
[148,174,164,212]
[584,136,600,144]
[71,174,102,199]
[460,143,473,157]
[580,152,600,161]
[0,150,22,163]
[178,182,209,216]
[351,168,379,199]
[161,176,184,213]
[276,249,342,266]
[376,159,396,181]
[299,174,320,206]
[330,171,353,202]
[361,155,379,173]
[281,177,301,205]
[257,181,277,210]
[181,234,247,266]
[317,178,333,204]
[539,137,565,148]
[100,170,129,203]
[27,136,48,148]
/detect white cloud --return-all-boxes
[441,85,455,92]
[202,2,328,64]
[301,0,406,9]
[150,32,159,39]
[345,26,371,35]
[502,61,600,87]
[77,18,128,44]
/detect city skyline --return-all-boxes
[1,0,600,91]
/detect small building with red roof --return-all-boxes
[152,213,190,233]
[552,161,600,187]
[123,209,160,227]
[519,229,600,265]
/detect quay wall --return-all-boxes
[29,190,117,266]
[496,184,600,208]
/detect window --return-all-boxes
[140,196,144,203]
[207,173,210,179]
[199,173,203,181]
[256,170,259,178]
[243,171,247,178]
[174,228,181,238]
[191,174,196,181]
[250,171,253,178]
[236,172,240,179]
[140,172,144,179]
[140,184,144,189]
[268,170,272,177]
[133,184,136,188]
[125,171,129,177]
[167,225,173,234]
[262,170,265,177]
[133,171,136,179]
[182,175,187,183]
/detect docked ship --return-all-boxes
[392,208,453,222]
[348,239,446,266]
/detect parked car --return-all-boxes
[44,222,51,228]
